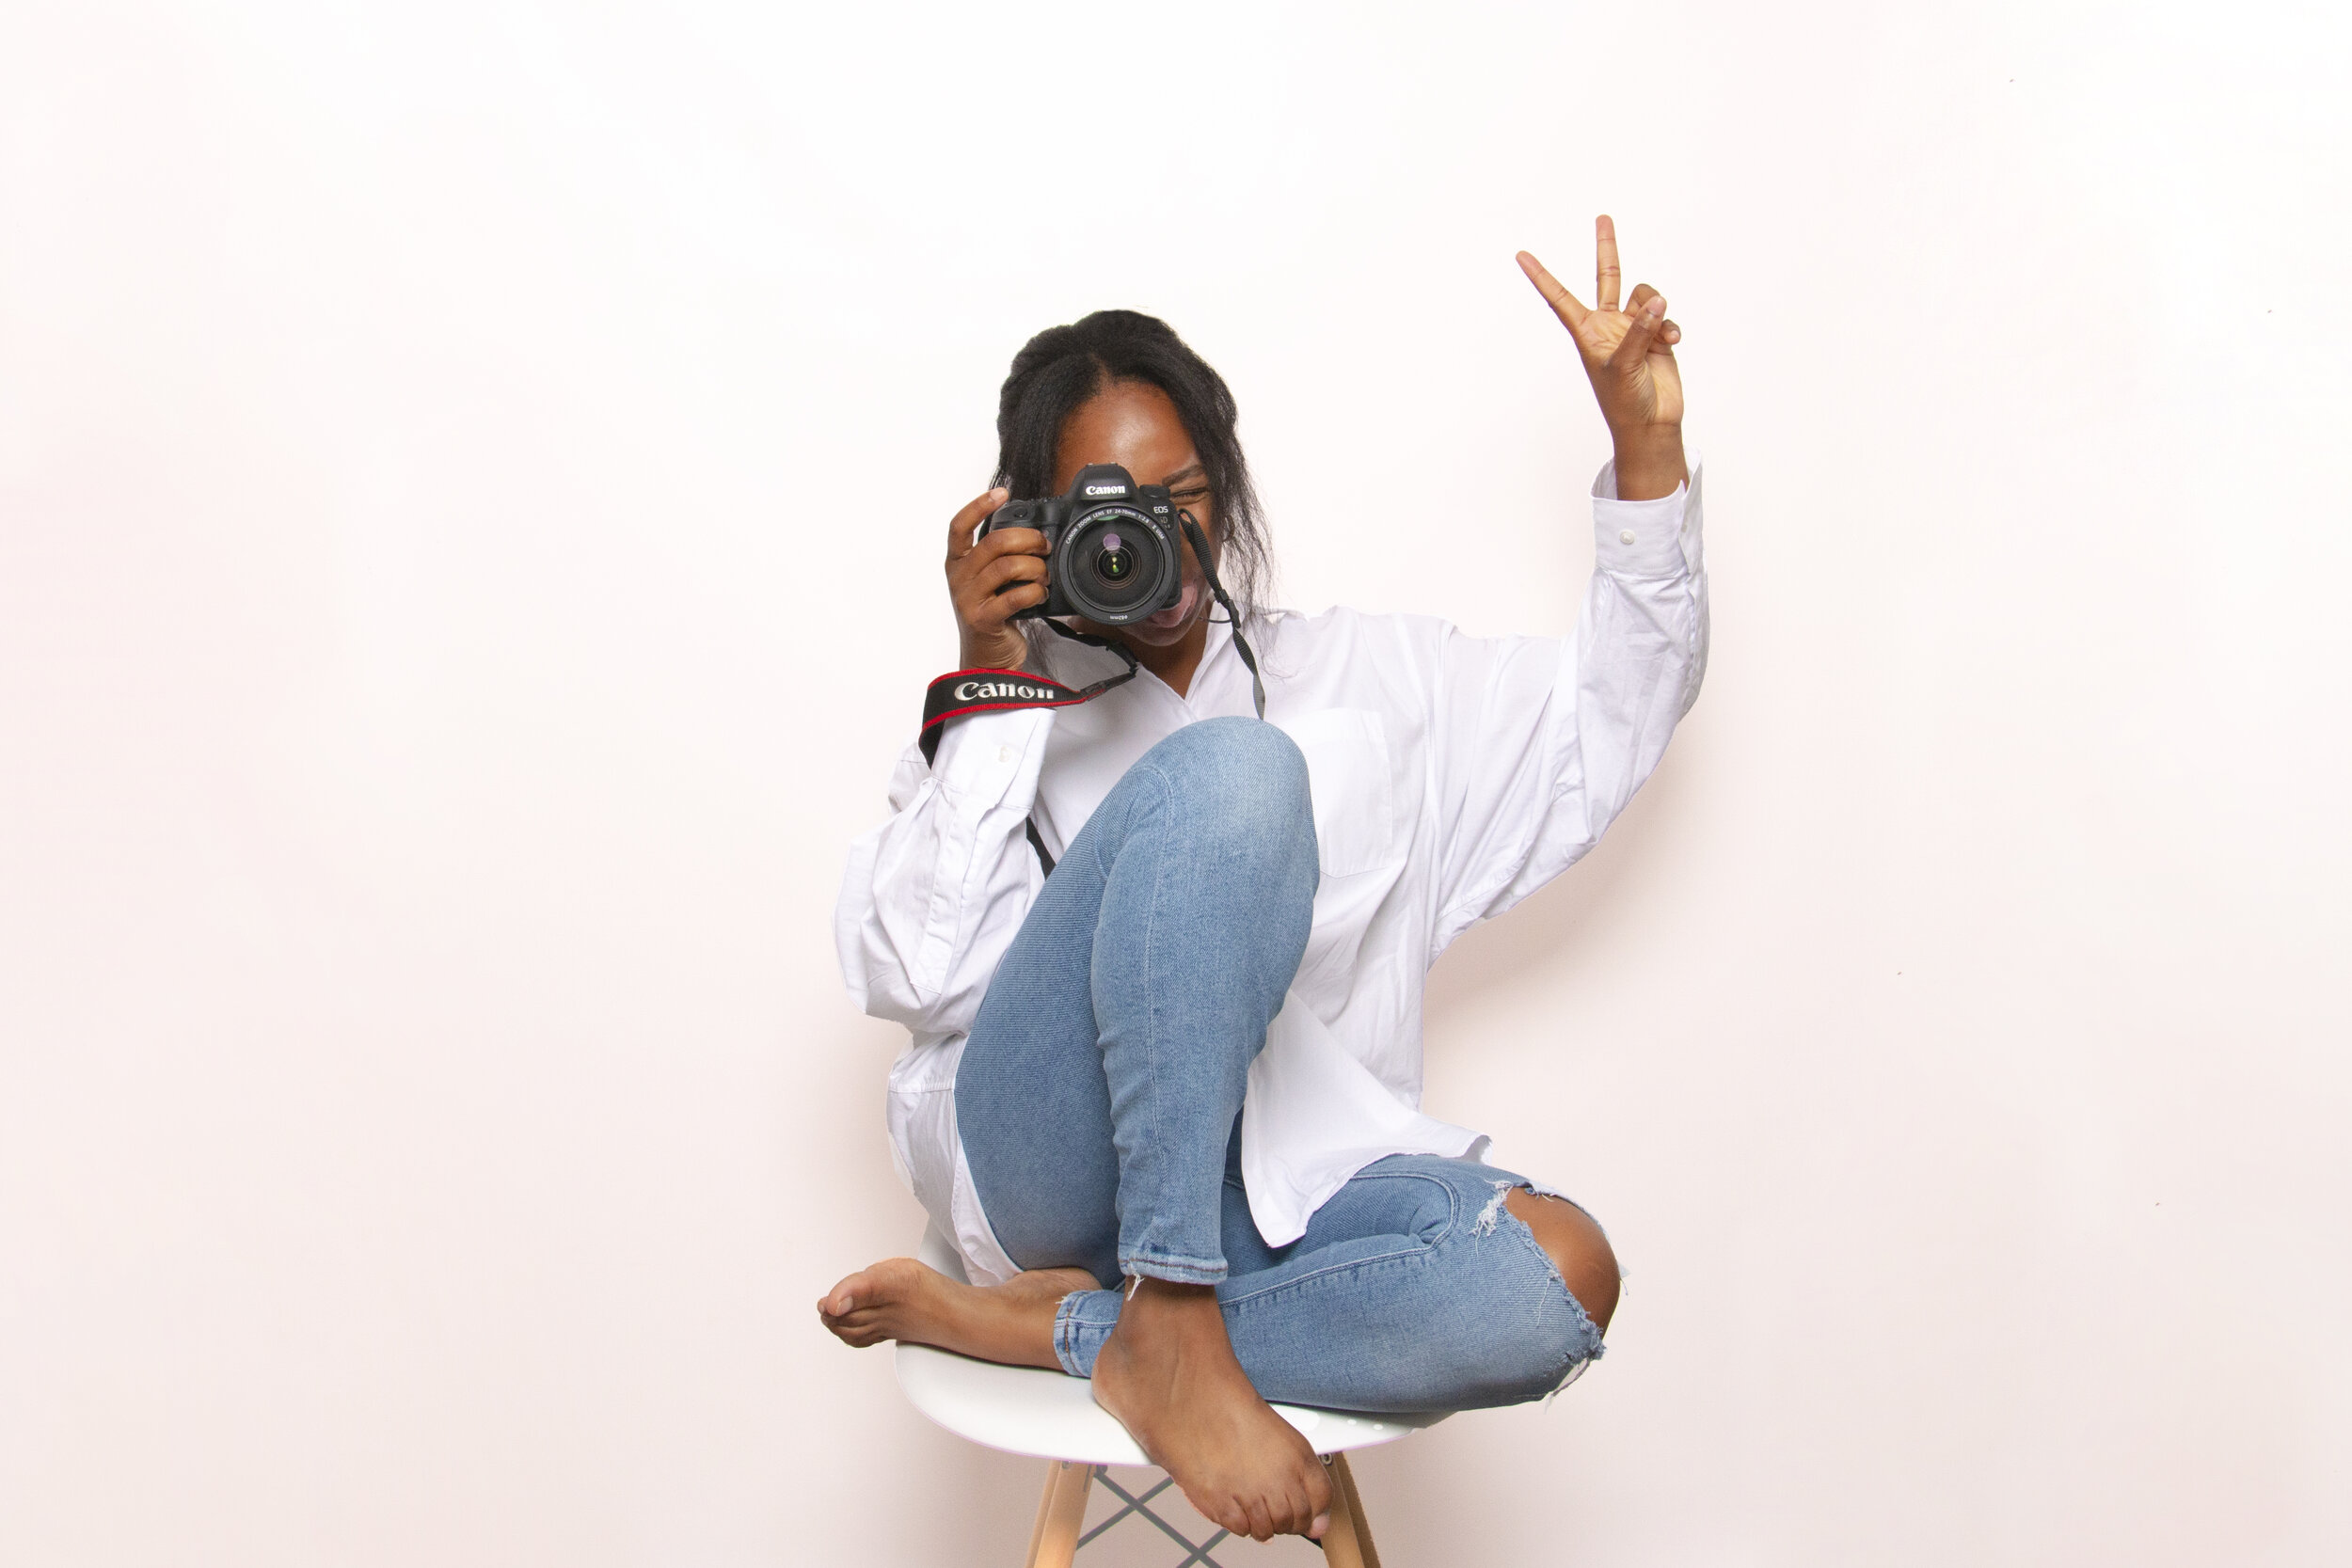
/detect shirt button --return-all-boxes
[997,745,1013,764]
[1619,529,1637,546]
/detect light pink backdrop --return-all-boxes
[4,3,2346,1563]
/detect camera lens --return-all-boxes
[1094,532,1136,583]
[1061,511,1177,623]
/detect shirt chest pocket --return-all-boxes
[1279,708,1401,879]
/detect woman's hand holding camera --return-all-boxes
[946,486,1046,672]
[1518,215,1690,501]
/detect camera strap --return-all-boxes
[1179,509,1266,721]
[917,619,1139,767]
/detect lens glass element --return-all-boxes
[1061,510,1174,622]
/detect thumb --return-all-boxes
[1608,297,1667,374]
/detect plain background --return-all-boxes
[4,2,2347,1563]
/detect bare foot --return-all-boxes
[817,1257,1097,1370]
[1089,1278,1331,1543]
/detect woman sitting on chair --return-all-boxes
[822,217,1707,1545]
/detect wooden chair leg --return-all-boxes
[1319,1452,1383,1568]
[1024,1460,1095,1568]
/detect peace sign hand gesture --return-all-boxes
[1518,215,1689,500]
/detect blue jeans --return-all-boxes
[955,718,1605,1412]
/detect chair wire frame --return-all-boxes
[1078,1468,1232,1566]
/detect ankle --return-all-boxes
[1107,1277,1232,1355]
[1120,1276,1220,1321]
[1127,1275,1216,1303]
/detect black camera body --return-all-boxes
[981,463,1184,626]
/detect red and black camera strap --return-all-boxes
[916,619,1139,767]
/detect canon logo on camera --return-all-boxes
[1083,483,1125,497]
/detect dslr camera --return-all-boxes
[981,464,1184,626]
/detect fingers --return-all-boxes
[960,526,1047,568]
[1627,282,1683,347]
[969,551,1046,600]
[944,486,1008,562]
[1596,214,1622,313]
[949,528,1049,625]
[1608,296,1668,372]
[961,578,1047,643]
[951,533,1045,667]
[1516,250,1588,331]
[993,582,1048,620]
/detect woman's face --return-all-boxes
[1052,380,1217,650]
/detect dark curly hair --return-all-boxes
[993,309,1271,621]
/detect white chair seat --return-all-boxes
[894,1226,1449,1465]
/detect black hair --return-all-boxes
[993,309,1271,621]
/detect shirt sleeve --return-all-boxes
[834,706,1055,1037]
[1428,457,1709,950]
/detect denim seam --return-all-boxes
[1217,1249,1438,1321]
[1215,1171,1462,1309]
[1214,1240,1436,1308]
[1120,1246,1230,1286]
[1135,764,1174,1273]
[1051,1292,1090,1377]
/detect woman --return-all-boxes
[824,217,1706,1544]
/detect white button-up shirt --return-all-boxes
[837,461,1709,1284]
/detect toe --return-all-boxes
[1273,1470,1308,1536]
[819,1273,866,1315]
[1294,1479,1327,1536]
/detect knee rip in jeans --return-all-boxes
[1479,1180,1621,1343]
[1469,1182,1609,1404]
[1471,1180,1514,1237]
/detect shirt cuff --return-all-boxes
[1592,451,1701,578]
[927,705,1056,809]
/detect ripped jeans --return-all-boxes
[954,718,1605,1413]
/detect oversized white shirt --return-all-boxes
[836,461,1709,1285]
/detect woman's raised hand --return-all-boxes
[945,486,1047,673]
[1517,216,1689,499]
